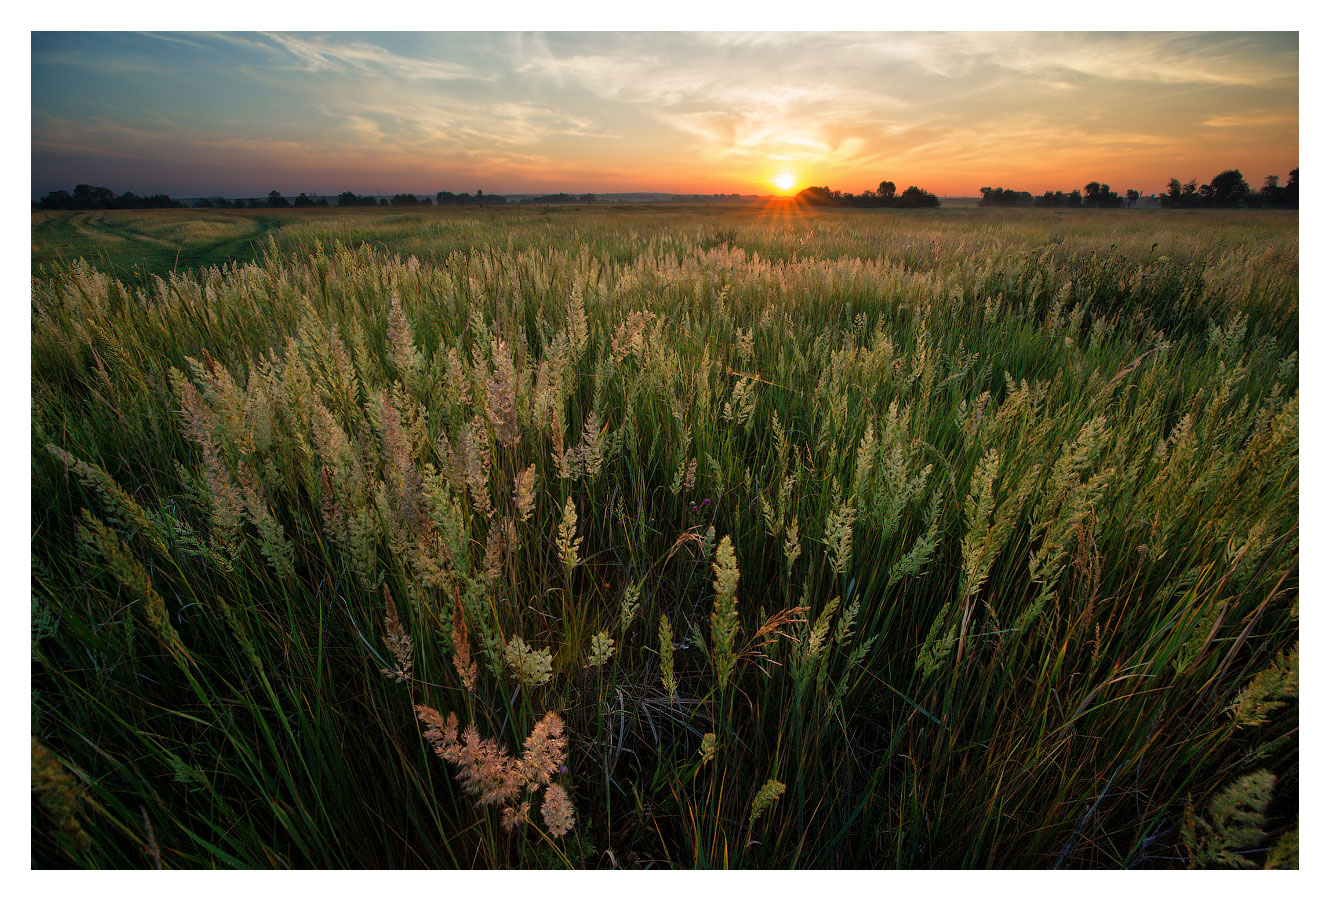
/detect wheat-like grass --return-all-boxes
[31,205,1298,869]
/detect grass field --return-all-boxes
[32,204,1297,277]
[31,204,1298,868]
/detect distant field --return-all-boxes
[32,205,1297,868]
[32,204,1296,280]
[32,209,280,275]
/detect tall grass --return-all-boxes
[31,207,1297,868]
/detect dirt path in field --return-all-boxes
[32,210,287,276]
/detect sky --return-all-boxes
[30,31,1299,198]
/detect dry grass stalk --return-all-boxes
[379,585,413,683]
[541,783,576,838]
[414,706,574,836]
[711,536,741,690]
[451,594,478,692]
[505,635,553,688]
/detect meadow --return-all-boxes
[31,204,1298,868]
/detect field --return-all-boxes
[31,204,1298,868]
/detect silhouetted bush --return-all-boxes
[979,187,1034,207]
[37,184,183,210]
[795,181,939,208]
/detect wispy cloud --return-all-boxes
[1203,113,1296,128]
[31,31,1299,196]
[34,51,161,76]
[260,33,485,81]
[862,32,1299,89]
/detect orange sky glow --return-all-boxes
[32,32,1298,198]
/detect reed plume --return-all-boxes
[379,585,413,684]
[710,536,741,691]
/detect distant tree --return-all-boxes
[796,181,935,208]
[896,185,940,208]
[1208,169,1249,208]
[436,189,507,206]
[1032,190,1095,208]
[73,184,117,209]
[1161,177,1204,209]
[521,193,575,205]
[37,190,74,210]
[796,186,838,206]
[1083,181,1123,208]
[267,190,290,209]
[1286,168,1298,207]
[1126,189,1140,208]
[339,191,378,207]
[978,186,1033,207]
[1162,179,1183,209]
[1259,174,1281,204]
[37,184,182,210]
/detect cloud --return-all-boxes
[315,95,616,155]
[870,32,1298,89]
[31,31,1299,196]
[133,32,213,51]
[33,51,161,76]
[260,33,484,82]
[1203,113,1296,128]
[508,36,915,170]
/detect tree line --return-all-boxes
[1160,169,1297,209]
[981,182,1141,209]
[797,181,941,208]
[35,185,316,210]
[36,184,184,210]
[975,168,1298,210]
[194,191,334,209]
[35,185,517,210]
[39,168,1297,214]
[518,193,598,204]
[335,190,512,207]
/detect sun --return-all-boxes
[772,172,796,192]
